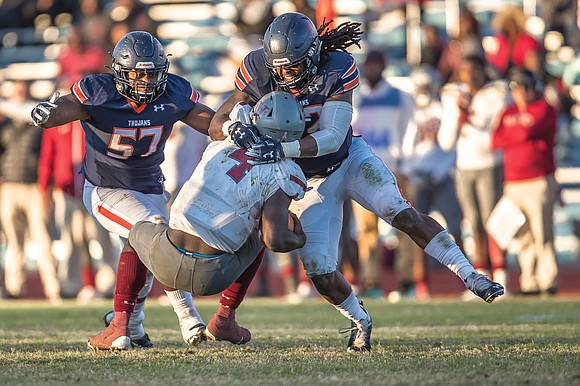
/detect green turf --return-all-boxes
[0,297,579,385]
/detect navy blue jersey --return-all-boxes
[235,49,360,177]
[71,73,200,193]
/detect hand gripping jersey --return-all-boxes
[71,73,201,193]
[235,49,360,178]
[168,140,307,254]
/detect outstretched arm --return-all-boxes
[260,190,306,252]
[181,102,215,136]
[32,93,90,128]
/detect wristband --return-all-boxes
[281,140,301,158]
[221,119,234,138]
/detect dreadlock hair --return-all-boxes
[317,19,364,53]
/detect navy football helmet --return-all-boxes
[111,31,169,104]
[263,13,321,92]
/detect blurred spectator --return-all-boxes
[351,49,416,298]
[291,0,317,23]
[73,0,110,48]
[104,0,157,53]
[37,121,118,301]
[492,68,559,295]
[0,80,61,302]
[105,0,156,32]
[234,0,275,39]
[487,5,542,77]
[420,23,445,69]
[438,55,510,295]
[404,65,464,300]
[0,0,36,28]
[438,6,485,84]
[57,25,106,88]
[538,0,579,46]
[0,0,75,28]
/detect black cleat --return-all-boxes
[465,272,505,303]
[130,333,154,348]
[340,301,372,352]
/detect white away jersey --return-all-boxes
[169,140,307,253]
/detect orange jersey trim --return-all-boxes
[127,99,147,113]
[97,205,133,231]
[72,82,88,103]
[343,77,360,92]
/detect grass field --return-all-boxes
[0,296,579,386]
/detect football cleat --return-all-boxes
[180,320,207,346]
[465,272,505,303]
[205,314,251,345]
[130,333,154,348]
[87,323,131,351]
[340,301,372,352]
[103,310,154,348]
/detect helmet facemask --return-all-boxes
[267,40,320,92]
[113,62,169,104]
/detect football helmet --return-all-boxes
[111,31,169,104]
[263,12,321,92]
[252,91,305,142]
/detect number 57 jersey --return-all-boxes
[169,140,307,254]
[71,72,201,194]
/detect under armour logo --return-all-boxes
[308,84,319,93]
[154,104,165,112]
[266,151,274,159]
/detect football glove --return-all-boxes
[31,91,59,127]
[246,137,282,165]
[229,121,261,149]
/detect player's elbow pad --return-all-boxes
[312,101,353,156]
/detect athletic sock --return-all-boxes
[333,291,369,328]
[113,250,148,315]
[218,248,266,317]
[165,289,204,325]
[424,231,476,282]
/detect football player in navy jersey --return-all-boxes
[30,31,241,348]
[209,13,505,352]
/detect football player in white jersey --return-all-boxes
[87,91,308,350]
[209,13,505,353]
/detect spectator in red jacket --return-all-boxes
[492,67,559,295]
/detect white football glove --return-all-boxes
[31,91,59,127]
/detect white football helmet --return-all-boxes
[252,91,305,142]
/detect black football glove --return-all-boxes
[246,137,282,165]
[31,91,59,127]
[228,121,261,149]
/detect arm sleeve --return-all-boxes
[310,101,353,156]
